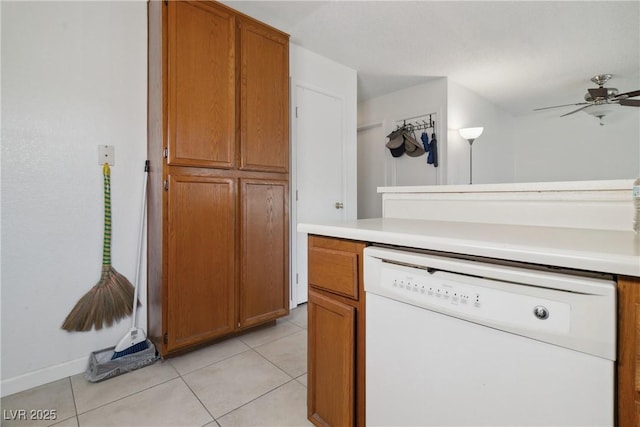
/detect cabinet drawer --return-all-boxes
[308,237,360,300]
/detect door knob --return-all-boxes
[335,202,344,209]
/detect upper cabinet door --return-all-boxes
[167,1,236,168]
[239,20,289,173]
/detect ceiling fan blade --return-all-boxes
[619,99,640,107]
[588,88,608,99]
[560,105,592,117]
[612,89,640,100]
[533,102,589,111]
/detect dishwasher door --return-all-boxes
[364,246,616,427]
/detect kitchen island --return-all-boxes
[300,179,639,427]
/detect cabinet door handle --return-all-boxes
[335,202,344,209]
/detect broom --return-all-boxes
[62,163,135,332]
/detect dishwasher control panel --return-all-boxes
[392,277,480,306]
[379,261,572,335]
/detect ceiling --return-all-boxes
[221,0,640,117]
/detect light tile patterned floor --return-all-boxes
[1,304,311,427]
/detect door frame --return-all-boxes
[290,78,349,307]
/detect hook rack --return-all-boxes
[396,113,436,133]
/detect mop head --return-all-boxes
[86,339,158,383]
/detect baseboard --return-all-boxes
[1,356,87,397]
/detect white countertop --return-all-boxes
[298,218,640,277]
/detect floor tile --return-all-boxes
[217,380,313,426]
[168,338,249,376]
[183,350,291,418]
[0,378,75,427]
[254,330,307,378]
[71,359,178,414]
[286,304,308,329]
[296,374,308,388]
[239,320,303,349]
[76,378,212,427]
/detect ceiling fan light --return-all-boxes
[584,104,617,118]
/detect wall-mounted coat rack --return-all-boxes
[395,112,436,133]
[388,112,438,167]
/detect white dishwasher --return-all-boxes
[364,246,616,427]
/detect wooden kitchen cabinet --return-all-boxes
[166,174,235,351]
[239,20,289,173]
[238,178,289,328]
[148,0,289,356]
[165,0,289,173]
[308,289,355,426]
[617,276,640,427]
[307,235,367,427]
[166,1,236,169]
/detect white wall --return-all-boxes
[1,1,147,396]
[447,80,516,185]
[514,107,640,182]
[357,78,448,218]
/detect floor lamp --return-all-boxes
[459,127,484,184]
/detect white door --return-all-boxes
[293,84,346,304]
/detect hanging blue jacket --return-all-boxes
[429,133,438,167]
[421,132,430,163]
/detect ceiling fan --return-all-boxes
[534,74,640,124]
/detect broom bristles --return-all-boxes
[62,266,135,332]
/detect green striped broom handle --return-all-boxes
[102,163,112,267]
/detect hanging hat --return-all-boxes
[385,128,404,149]
[403,131,425,157]
[389,144,405,157]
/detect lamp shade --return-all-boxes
[459,127,484,141]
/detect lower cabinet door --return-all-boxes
[166,174,235,351]
[308,289,355,426]
[238,178,289,328]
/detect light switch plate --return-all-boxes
[98,145,115,166]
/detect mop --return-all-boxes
[112,160,151,359]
